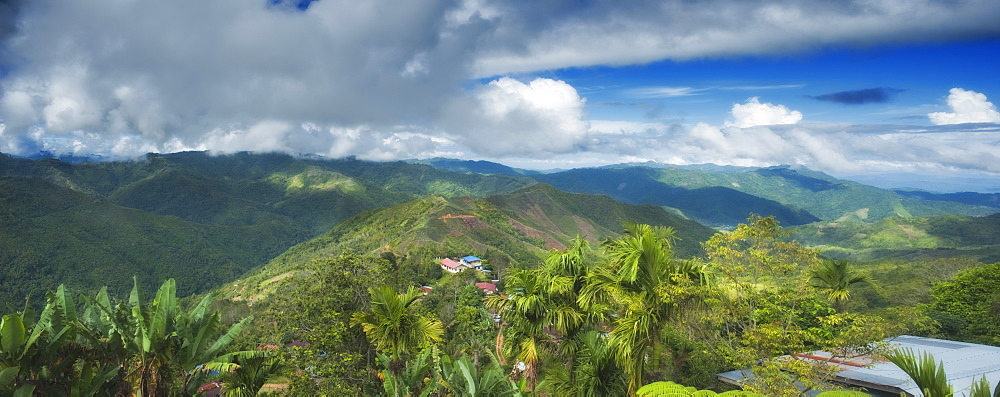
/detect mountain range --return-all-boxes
[1,151,997,304]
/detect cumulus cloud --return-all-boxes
[0,0,485,158]
[442,77,589,156]
[726,97,802,128]
[0,0,997,186]
[811,88,905,105]
[928,88,1000,125]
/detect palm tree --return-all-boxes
[544,330,627,397]
[487,240,600,393]
[808,260,871,312]
[485,268,554,392]
[351,285,444,396]
[580,223,710,394]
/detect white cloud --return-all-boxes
[928,88,1000,125]
[629,86,705,98]
[443,77,589,156]
[726,97,802,128]
[472,0,1000,76]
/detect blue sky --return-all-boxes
[554,40,1000,126]
[0,0,998,191]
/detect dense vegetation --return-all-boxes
[218,183,715,306]
[0,152,535,305]
[3,152,1000,395]
[212,216,996,396]
[0,177,305,305]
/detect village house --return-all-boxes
[439,258,469,273]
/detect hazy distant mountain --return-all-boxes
[894,190,1000,209]
[403,158,997,226]
[409,158,540,176]
[531,167,821,227]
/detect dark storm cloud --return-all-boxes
[811,88,905,105]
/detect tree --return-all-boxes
[580,223,710,394]
[0,286,118,396]
[703,216,892,396]
[260,254,389,394]
[543,331,627,397]
[351,285,444,396]
[485,267,553,392]
[487,238,601,393]
[930,262,1000,344]
[808,260,872,312]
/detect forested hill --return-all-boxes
[531,167,821,227]
[0,176,305,304]
[0,152,537,304]
[412,159,996,225]
[220,183,716,304]
[791,212,1000,263]
[0,152,535,234]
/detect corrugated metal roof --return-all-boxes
[848,335,1000,397]
[717,335,1000,397]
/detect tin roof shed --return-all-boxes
[718,335,1000,396]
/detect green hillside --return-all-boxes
[533,167,820,227]
[0,176,306,304]
[651,165,995,221]
[791,213,1000,262]
[0,152,537,304]
[0,152,535,234]
[221,184,716,304]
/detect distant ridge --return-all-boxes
[532,167,820,227]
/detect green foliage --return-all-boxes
[636,381,763,396]
[0,176,306,305]
[930,262,1000,344]
[703,216,894,396]
[808,260,873,311]
[0,152,535,307]
[581,223,711,393]
[351,285,444,362]
[886,348,954,397]
[0,279,255,396]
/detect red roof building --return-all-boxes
[440,258,468,273]
[475,282,498,294]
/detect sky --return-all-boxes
[0,0,999,192]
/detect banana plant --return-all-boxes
[0,285,109,396]
[76,277,253,396]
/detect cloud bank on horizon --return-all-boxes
[0,0,998,189]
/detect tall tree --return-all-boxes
[352,285,444,397]
[487,238,601,393]
[703,216,892,396]
[580,223,710,394]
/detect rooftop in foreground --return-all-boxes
[718,335,1000,396]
